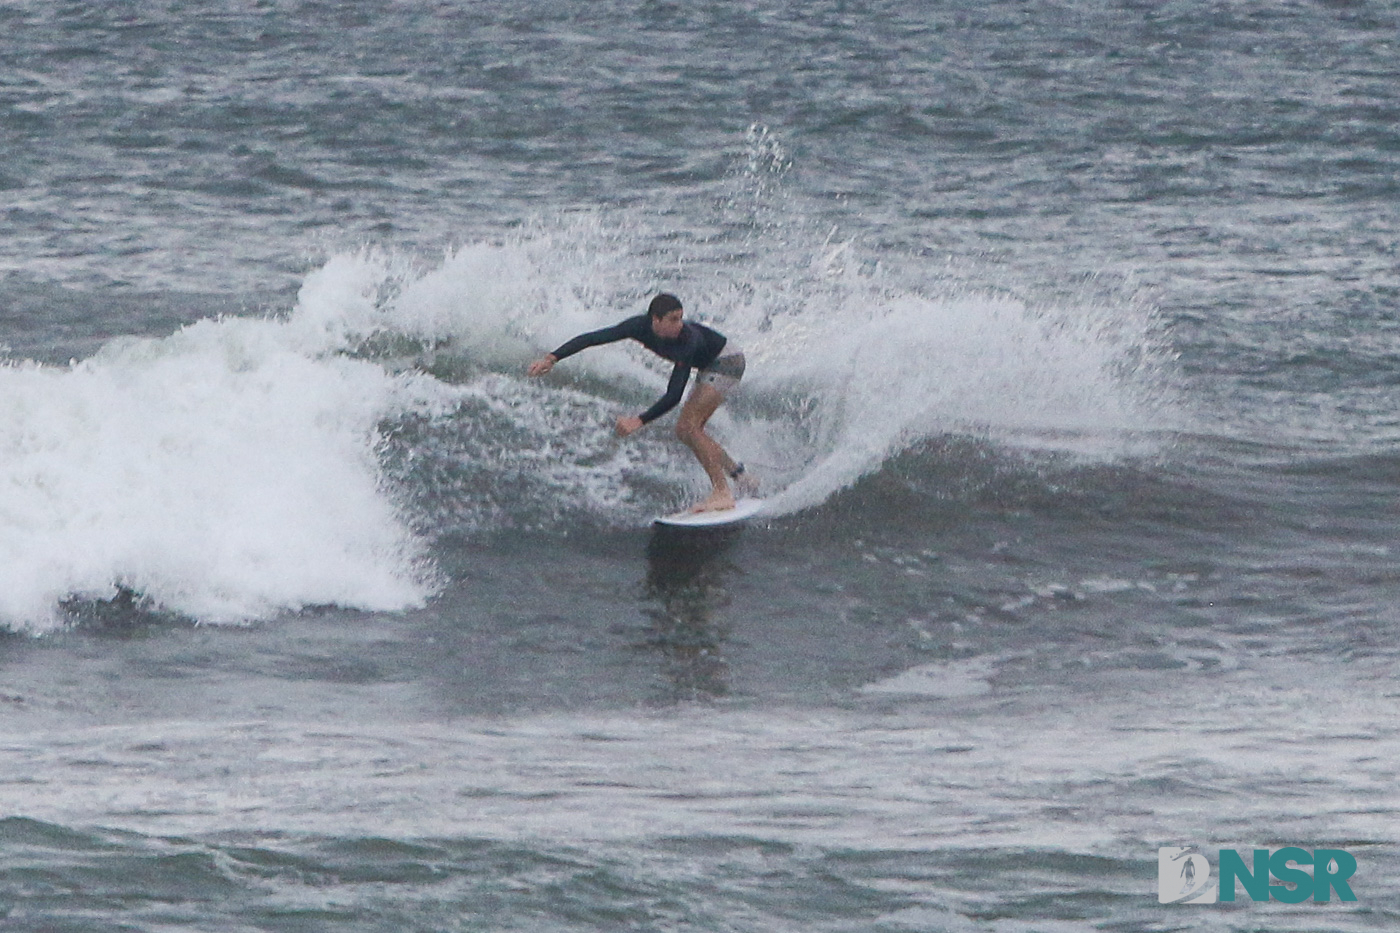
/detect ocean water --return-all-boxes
[2,0,1399,929]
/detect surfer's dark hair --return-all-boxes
[647,293,683,319]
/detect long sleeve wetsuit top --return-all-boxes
[550,315,728,424]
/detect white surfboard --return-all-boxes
[653,497,766,528]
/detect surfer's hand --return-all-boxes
[615,415,643,437]
[527,354,557,377]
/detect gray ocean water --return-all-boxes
[3,1,1399,930]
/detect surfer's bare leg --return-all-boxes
[675,383,737,512]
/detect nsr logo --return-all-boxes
[1159,846,1358,904]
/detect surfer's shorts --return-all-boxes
[697,347,745,396]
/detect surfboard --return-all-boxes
[653,497,766,528]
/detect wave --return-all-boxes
[0,197,1179,629]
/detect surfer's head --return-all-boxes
[648,292,684,339]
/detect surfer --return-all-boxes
[527,293,755,513]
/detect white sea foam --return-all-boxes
[0,267,448,632]
[732,281,1176,513]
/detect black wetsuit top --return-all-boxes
[551,315,728,424]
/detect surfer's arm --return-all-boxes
[529,318,644,377]
[638,362,691,425]
[548,318,642,362]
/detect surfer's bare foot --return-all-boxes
[691,491,736,513]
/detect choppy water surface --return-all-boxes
[2,1,1399,930]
